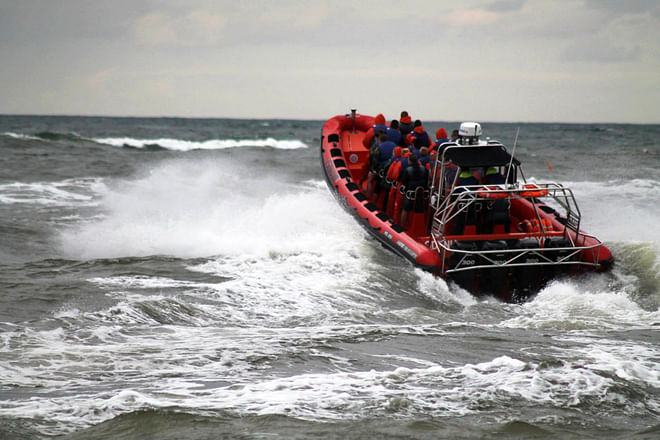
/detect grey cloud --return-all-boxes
[561,38,641,63]
[485,0,526,13]
[584,0,659,15]
[0,1,150,47]
[0,0,657,122]
[128,4,442,52]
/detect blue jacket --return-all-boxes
[433,137,451,155]
[409,130,431,149]
[373,124,388,136]
[410,126,431,149]
[386,127,401,145]
[398,157,410,181]
[399,121,414,145]
[378,140,397,166]
[435,137,450,146]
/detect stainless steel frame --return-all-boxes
[427,144,605,275]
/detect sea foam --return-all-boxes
[93,136,308,151]
[560,179,660,244]
[0,178,105,207]
[501,279,660,330]
[58,158,363,260]
[2,131,41,140]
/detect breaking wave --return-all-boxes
[1,131,309,151]
[58,159,360,260]
[0,178,105,207]
[2,131,42,140]
[93,137,308,151]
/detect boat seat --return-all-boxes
[483,199,510,234]
[452,201,482,235]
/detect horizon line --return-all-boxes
[1,112,658,126]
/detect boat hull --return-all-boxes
[321,114,443,273]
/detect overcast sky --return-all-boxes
[1,0,658,123]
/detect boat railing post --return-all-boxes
[351,108,357,133]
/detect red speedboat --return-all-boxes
[321,110,613,302]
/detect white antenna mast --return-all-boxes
[505,127,520,185]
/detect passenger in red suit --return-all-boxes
[430,127,450,153]
[405,120,431,151]
[386,146,404,182]
[362,113,388,149]
[398,111,414,145]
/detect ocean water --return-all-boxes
[0,115,658,439]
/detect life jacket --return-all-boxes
[458,170,479,186]
[369,143,381,171]
[431,137,451,154]
[378,140,397,167]
[373,122,388,139]
[386,127,401,145]
[362,114,388,148]
[407,146,420,158]
[387,159,402,180]
[373,124,388,134]
[406,126,431,149]
[402,163,428,192]
[485,167,505,184]
[398,155,411,181]
[398,116,414,143]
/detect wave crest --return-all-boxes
[93,137,308,151]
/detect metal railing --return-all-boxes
[427,183,604,275]
[432,235,604,274]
